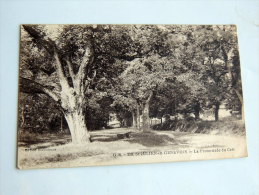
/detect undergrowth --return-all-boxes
[152,117,245,135]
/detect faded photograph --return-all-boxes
[17,24,247,169]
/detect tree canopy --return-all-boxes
[18,24,243,143]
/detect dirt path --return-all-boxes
[17,129,247,169]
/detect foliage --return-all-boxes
[19,24,243,135]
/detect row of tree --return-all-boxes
[19,24,243,144]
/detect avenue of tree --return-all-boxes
[19,25,243,144]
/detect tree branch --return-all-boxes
[72,45,95,96]
[146,91,153,103]
[65,58,75,84]
[22,25,55,55]
[52,48,70,89]
[39,67,56,76]
[78,46,94,80]
[20,77,60,102]
[23,25,70,90]
[88,69,97,83]
[96,48,153,62]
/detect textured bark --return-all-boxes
[59,73,90,144]
[65,109,90,144]
[23,25,94,144]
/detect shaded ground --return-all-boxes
[152,117,246,135]
[18,131,71,149]
[17,122,247,169]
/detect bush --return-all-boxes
[152,117,245,135]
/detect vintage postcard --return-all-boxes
[17,24,247,169]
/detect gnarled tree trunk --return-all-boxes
[22,25,95,145]
[64,109,90,144]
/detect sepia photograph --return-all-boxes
[17,24,247,169]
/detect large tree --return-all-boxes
[19,24,143,144]
[119,54,181,131]
[175,25,242,121]
[20,25,98,144]
[19,24,243,142]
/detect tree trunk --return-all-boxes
[136,104,140,130]
[142,92,153,132]
[132,110,137,128]
[124,116,132,127]
[234,89,244,121]
[22,26,95,145]
[60,115,63,133]
[142,102,150,131]
[21,107,25,129]
[61,85,90,144]
[194,101,200,120]
[222,47,244,121]
[214,102,220,121]
[64,108,90,144]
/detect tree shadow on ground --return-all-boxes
[18,129,189,149]
[89,131,174,147]
[18,133,71,149]
[126,132,184,147]
[19,139,71,149]
[90,134,119,142]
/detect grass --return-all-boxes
[17,117,246,169]
[18,131,71,148]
